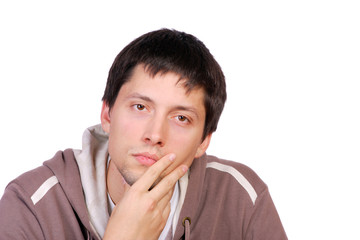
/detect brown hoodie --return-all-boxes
[0,127,287,239]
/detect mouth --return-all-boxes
[133,152,159,167]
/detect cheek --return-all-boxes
[108,117,140,155]
[110,116,140,138]
[168,129,203,165]
[161,144,198,179]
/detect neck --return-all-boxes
[107,159,130,204]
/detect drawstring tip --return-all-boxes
[182,217,191,240]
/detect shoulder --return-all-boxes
[205,155,265,188]
[203,155,268,205]
[0,149,91,239]
[0,150,65,238]
[184,155,287,239]
[3,149,75,205]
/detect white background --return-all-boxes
[0,1,359,239]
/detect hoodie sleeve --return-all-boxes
[244,187,287,240]
[0,181,45,239]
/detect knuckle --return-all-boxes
[145,197,157,211]
[159,178,172,190]
[153,208,161,217]
[163,175,176,188]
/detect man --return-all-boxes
[0,29,287,239]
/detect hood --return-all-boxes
[43,148,101,239]
[73,124,109,238]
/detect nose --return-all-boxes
[142,114,168,147]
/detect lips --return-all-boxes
[133,152,159,167]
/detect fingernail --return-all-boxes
[182,165,188,172]
[169,154,176,162]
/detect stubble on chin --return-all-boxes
[118,168,138,186]
[120,167,162,191]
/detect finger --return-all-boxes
[157,188,173,210]
[149,164,188,201]
[132,153,176,191]
[162,202,171,221]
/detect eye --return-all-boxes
[177,115,189,123]
[135,104,146,111]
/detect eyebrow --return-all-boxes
[126,93,154,103]
[172,105,200,119]
[126,92,201,119]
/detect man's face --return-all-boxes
[101,64,211,185]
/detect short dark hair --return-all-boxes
[102,28,226,139]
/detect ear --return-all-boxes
[100,101,111,133]
[195,134,212,158]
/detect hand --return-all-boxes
[103,153,188,240]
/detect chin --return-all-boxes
[119,170,140,186]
